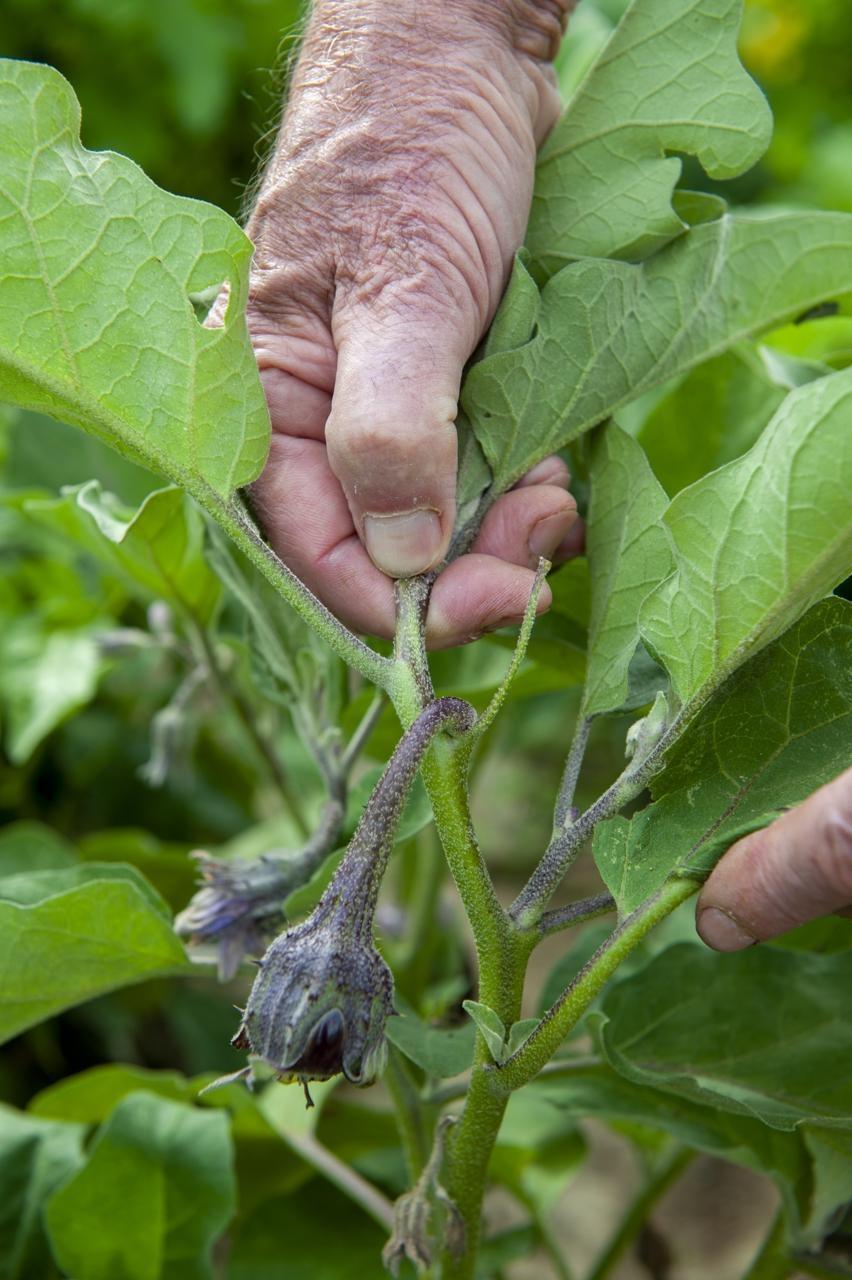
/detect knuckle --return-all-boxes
[816,802,852,896]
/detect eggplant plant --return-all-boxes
[0,1,851,1278]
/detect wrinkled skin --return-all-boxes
[245,0,580,647]
[243,1,852,951]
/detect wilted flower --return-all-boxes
[383,1117,465,1276]
[231,698,476,1093]
[175,851,291,981]
[176,801,345,982]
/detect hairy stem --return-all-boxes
[191,622,311,836]
[206,492,392,688]
[496,878,701,1092]
[586,1145,693,1280]
[535,892,615,939]
[553,714,592,829]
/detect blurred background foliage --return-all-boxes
[1,3,852,1276]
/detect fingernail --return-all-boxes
[529,511,571,560]
[697,906,757,952]
[363,510,443,578]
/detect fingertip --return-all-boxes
[426,554,552,648]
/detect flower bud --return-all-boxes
[233,905,394,1086]
[232,698,475,1090]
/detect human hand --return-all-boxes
[697,767,852,950]
[244,0,580,647]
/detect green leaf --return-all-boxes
[595,943,852,1131]
[0,1106,85,1280]
[0,822,77,876]
[527,0,771,274]
[44,1091,235,1280]
[0,864,189,1044]
[463,1000,507,1062]
[77,828,197,913]
[635,345,789,495]
[464,210,852,496]
[594,599,852,912]
[227,1184,386,1280]
[26,483,221,622]
[0,60,268,500]
[581,424,672,716]
[0,619,101,762]
[640,372,852,706]
[803,1129,852,1243]
[528,1065,813,1229]
[30,1066,194,1123]
[385,1012,475,1079]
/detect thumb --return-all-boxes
[324,315,465,579]
[696,767,852,950]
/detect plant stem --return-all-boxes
[205,492,391,688]
[385,1044,429,1180]
[272,1125,395,1232]
[191,622,311,836]
[509,748,659,927]
[496,878,701,1092]
[553,714,592,829]
[341,691,385,774]
[586,1146,693,1280]
[741,1210,794,1280]
[535,892,616,939]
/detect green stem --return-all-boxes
[553,714,592,829]
[586,1146,693,1280]
[385,1045,429,1180]
[191,622,311,836]
[741,1210,794,1280]
[496,878,701,1093]
[204,492,392,689]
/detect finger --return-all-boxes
[513,455,571,490]
[472,485,577,567]
[324,313,467,579]
[427,554,552,649]
[696,767,852,950]
[251,433,396,636]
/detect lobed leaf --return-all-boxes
[465,210,852,496]
[640,372,852,706]
[527,0,772,274]
[594,599,852,912]
[0,60,268,502]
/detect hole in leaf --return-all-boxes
[188,281,227,326]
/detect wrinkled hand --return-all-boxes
[697,767,852,950]
[244,0,580,646]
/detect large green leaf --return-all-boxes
[26,483,221,622]
[44,1091,235,1280]
[640,372,852,706]
[0,863,189,1043]
[0,1106,85,1280]
[593,943,852,1131]
[527,0,771,274]
[527,1066,815,1234]
[581,424,672,716]
[0,60,268,501]
[594,599,852,912]
[464,211,852,496]
[0,619,102,763]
